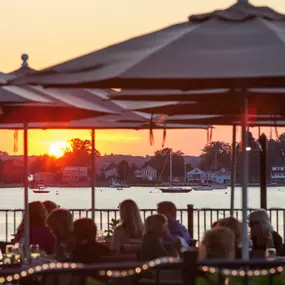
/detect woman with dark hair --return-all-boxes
[72,218,111,263]
[47,208,74,261]
[43,200,58,215]
[14,201,56,254]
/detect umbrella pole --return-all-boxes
[230,125,237,216]
[23,122,30,262]
[241,95,249,260]
[91,129,96,221]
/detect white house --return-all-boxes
[62,166,88,183]
[134,166,157,181]
[271,166,285,182]
[187,168,205,182]
[215,169,231,184]
[187,168,230,184]
[103,162,118,178]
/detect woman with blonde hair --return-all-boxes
[14,201,56,254]
[199,227,235,260]
[111,199,143,253]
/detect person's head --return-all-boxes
[217,217,242,248]
[200,227,235,260]
[157,201,176,220]
[73,218,97,244]
[43,201,58,214]
[119,200,144,238]
[47,209,73,240]
[211,221,219,228]
[248,209,273,237]
[144,214,169,238]
[16,201,47,236]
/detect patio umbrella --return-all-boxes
[10,2,285,91]
[12,0,285,260]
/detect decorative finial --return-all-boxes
[21,54,29,67]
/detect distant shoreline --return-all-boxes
[1,183,285,188]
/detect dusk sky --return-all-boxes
[0,0,284,156]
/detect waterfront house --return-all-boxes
[62,166,88,184]
[103,162,119,178]
[186,168,205,182]
[271,165,285,183]
[134,165,157,181]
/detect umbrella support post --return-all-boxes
[23,122,30,263]
[259,134,267,209]
[91,129,96,222]
[241,95,249,260]
[230,125,237,216]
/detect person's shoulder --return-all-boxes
[273,231,283,242]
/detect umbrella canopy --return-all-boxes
[0,73,115,123]
[10,2,285,90]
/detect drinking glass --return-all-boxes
[12,244,22,262]
[30,244,40,259]
[266,248,276,258]
[5,245,13,258]
[97,230,104,242]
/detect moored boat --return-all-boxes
[33,189,50,194]
[192,185,213,191]
[159,187,192,193]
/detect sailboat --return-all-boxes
[159,152,192,193]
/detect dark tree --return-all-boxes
[117,160,130,181]
[60,138,100,167]
[30,155,59,174]
[145,148,184,182]
[200,141,231,171]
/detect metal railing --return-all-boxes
[1,207,285,242]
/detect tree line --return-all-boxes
[1,133,285,184]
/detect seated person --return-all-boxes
[14,201,55,254]
[157,201,190,244]
[138,214,173,261]
[47,208,74,261]
[199,226,235,260]
[72,218,111,264]
[248,209,283,256]
[43,200,58,215]
[111,199,143,254]
[217,217,242,259]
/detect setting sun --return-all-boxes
[48,141,72,158]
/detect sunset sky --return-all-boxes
[0,0,284,156]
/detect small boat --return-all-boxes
[192,185,213,191]
[211,184,228,190]
[117,188,123,191]
[33,189,50,194]
[159,187,192,193]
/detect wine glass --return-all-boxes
[266,248,276,259]
[30,244,40,259]
[5,245,13,258]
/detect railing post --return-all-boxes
[187,204,194,239]
[182,248,198,285]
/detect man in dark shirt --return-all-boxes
[157,201,191,244]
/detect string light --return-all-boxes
[0,258,285,282]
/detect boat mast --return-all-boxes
[170,150,173,184]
